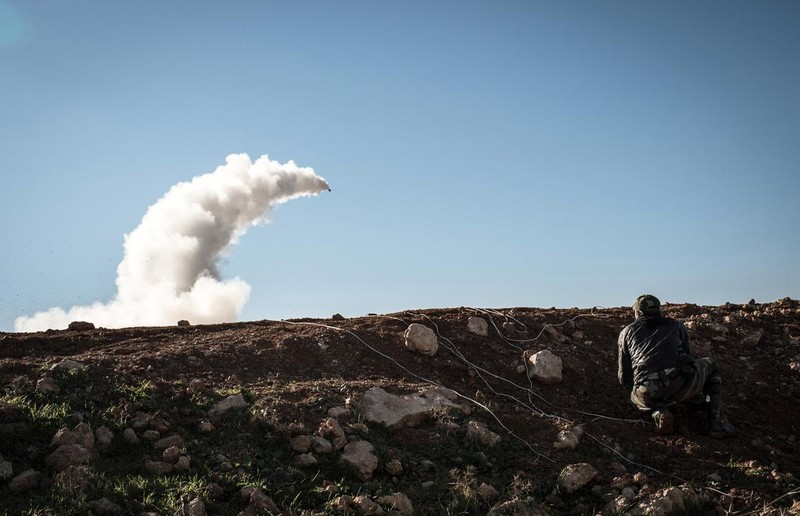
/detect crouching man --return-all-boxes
[617,294,735,437]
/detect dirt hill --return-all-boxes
[1,299,798,515]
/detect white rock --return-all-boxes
[527,349,563,384]
[557,463,598,494]
[356,386,463,430]
[339,440,379,480]
[403,323,438,356]
[209,393,248,417]
[467,317,489,337]
[467,420,501,447]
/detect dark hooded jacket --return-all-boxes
[617,315,694,390]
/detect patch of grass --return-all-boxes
[116,379,154,405]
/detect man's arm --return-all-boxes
[618,329,633,391]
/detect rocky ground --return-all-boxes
[1,298,799,515]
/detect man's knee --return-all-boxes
[696,357,722,395]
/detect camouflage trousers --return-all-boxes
[630,358,721,412]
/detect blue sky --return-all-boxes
[1,1,799,330]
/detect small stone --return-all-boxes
[327,406,349,418]
[477,483,499,501]
[198,420,214,433]
[403,323,438,356]
[621,487,637,501]
[177,320,191,327]
[246,488,279,513]
[294,453,317,467]
[311,436,334,454]
[52,428,77,447]
[74,422,95,449]
[633,471,649,486]
[209,393,248,417]
[353,495,384,515]
[467,420,501,447]
[123,428,140,445]
[144,460,172,475]
[184,498,205,516]
[557,463,598,494]
[318,418,347,450]
[142,430,160,441]
[95,426,114,450]
[205,482,224,501]
[46,444,92,472]
[290,435,312,453]
[162,446,181,464]
[331,313,345,321]
[88,497,122,514]
[174,455,191,472]
[421,480,436,489]
[0,457,12,481]
[527,349,563,384]
[467,317,489,337]
[9,469,41,493]
[339,440,379,480]
[132,412,152,429]
[385,459,403,476]
[707,472,722,482]
[36,376,61,394]
[154,434,184,452]
[187,379,205,393]
[51,359,86,372]
[376,493,414,515]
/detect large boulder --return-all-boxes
[527,349,563,384]
[356,387,463,430]
[403,323,438,356]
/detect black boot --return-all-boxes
[708,394,735,438]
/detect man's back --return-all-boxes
[618,315,694,388]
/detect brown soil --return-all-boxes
[1,299,799,514]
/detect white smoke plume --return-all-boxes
[15,153,329,332]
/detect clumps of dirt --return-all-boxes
[0,298,798,514]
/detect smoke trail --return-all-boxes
[15,153,329,331]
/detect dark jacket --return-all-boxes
[617,315,694,390]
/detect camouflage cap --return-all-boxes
[633,294,661,315]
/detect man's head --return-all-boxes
[633,294,661,317]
